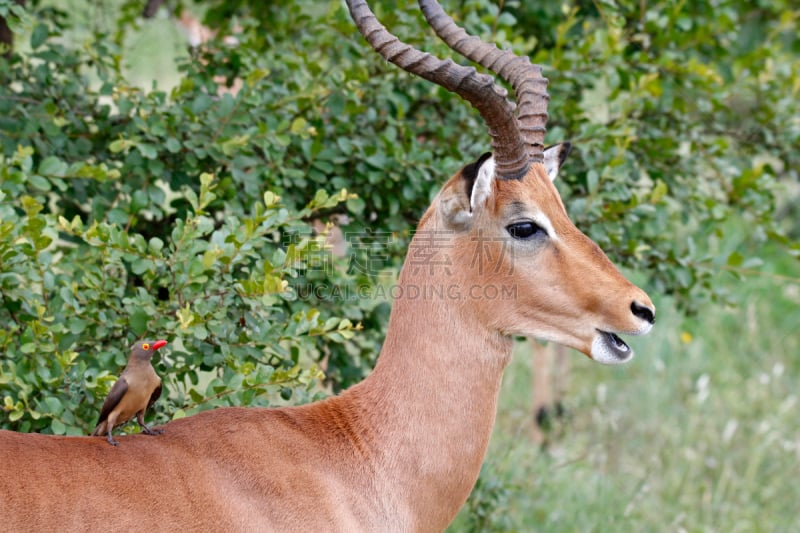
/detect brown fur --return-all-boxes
[0,162,653,531]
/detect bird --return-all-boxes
[91,339,167,446]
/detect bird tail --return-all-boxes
[91,421,106,436]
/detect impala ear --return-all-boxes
[463,152,494,213]
[543,142,572,182]
[440,152,493,231]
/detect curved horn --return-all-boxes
[346,0,529,179]
[418,0,549,163]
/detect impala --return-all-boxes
[0,1,655,530]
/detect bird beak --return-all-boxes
[152,340,168,351]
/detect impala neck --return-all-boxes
[349,246,514,528]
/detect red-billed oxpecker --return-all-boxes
[91,340,167,446]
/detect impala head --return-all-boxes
[347,0,655,363]
[424,147,655,364]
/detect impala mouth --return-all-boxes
[591,330,633,365]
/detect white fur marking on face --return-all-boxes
[470,157,495,212]
[616,320,654,337]
[591,334,634,365]
[543,146,562,182]
[531,212,559,242]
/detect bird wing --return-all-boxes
[146,381,162,412]
[94,376,129,429]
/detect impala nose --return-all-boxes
[631,300,655,325]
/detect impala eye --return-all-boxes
[506,221,545,240]
[142,343,150,350]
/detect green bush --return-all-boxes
[0,142,361,434]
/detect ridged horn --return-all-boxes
[345,0,529,179]
[418,0,549,164]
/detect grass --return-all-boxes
[449,250,800,532]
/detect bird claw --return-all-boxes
[141,427,163,436]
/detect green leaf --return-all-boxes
[263,191,280,207]
[50,419,66,435]
[68,317,88,335]
[149,237,164,253]
[347,196,365,215]
[586,170,599,194]
[245,68,270,86]
[138,143,158,160]
[129,309,150,336]
[649,180,668,204]
[191,93,213,115]
[727,251,744,267]
[290,117,307,135]
[43,397,63,416]
[109,139,132,153]
[30,23,49,49]
[192,324,208,340]
[39,156,67,177]
[28,175,51,191]
[165,137,182,153]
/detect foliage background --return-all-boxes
[0,0,798,530]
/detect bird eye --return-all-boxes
[142,343,150,350]
[506,221,545,240]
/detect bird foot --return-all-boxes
[141,427,164,436]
